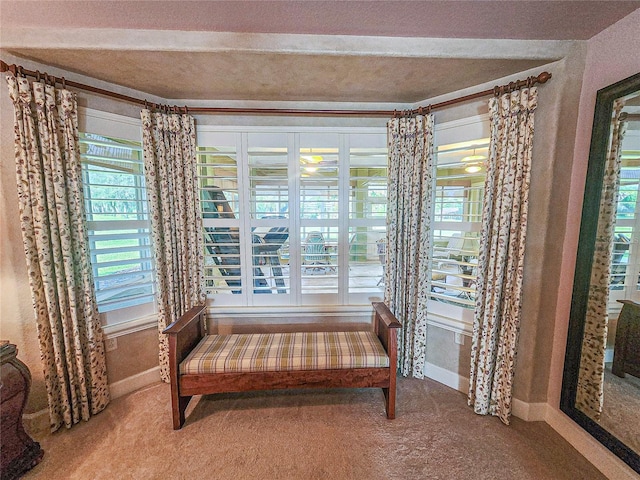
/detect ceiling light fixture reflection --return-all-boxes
[304,166,318,173]
[465,165,482,173]
[301,155,324,164]
[461,148,486,163]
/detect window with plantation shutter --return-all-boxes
[609,126,640,315]
[80,133,155,321]
[196,128,389,307]
[429,138,488,314]
[347,134,388,301]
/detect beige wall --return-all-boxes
[546,8,640,478]
[550,7,640,408]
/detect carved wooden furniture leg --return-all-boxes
[1,343,44,479]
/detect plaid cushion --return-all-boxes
[180,331,389,374]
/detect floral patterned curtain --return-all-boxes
[468,87,537,424]
[385,115,435,378]
[6,73,110,432]
[576,99,628,420]
[141,109,205,382]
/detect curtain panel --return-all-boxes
[6,73,110,432]
[468,87,537,424]
[385,115,435,378]
[576,99,628,419]
[140,109,205,382]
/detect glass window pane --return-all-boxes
[300,134,339,220]
[430,139,487,309]
[204,227,243,294]
[80,133,155,312]
[250,226,290,295]
[301,227,338,294]
[198,146,240,217]
[348,226,386,294]
[249,134,289,219]
[199,139,244,295]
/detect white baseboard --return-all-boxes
[424,362,470,393]
[109,366,161,400]
[545,407,638,480]
[424,362,547,422]
[23,408,50,438]
[23,367,161,437]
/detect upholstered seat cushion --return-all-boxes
[180,331,389,374]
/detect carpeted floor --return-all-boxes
[23,377,605,480]
[601,367,640,454]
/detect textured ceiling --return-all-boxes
[6,49,551,103]
[1,1,638,105]
[2,1,639,40]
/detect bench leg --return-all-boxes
[383,387,395,419]
[170,377,192,430]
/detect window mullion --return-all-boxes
[338,133,349,304]
[289,133,301,304]
[238,132,252,306]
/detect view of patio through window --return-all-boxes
[79,118,491,319]
[197,130,388,306]
[429,138,489,311]
[609,125,640,314]
[80,133,155,320]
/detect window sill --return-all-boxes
[426,311,473,337]
[209,304,375,317]
[102,314,158,338]
[99,306,474,338]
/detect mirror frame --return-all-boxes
[561,71,640,474]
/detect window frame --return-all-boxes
[78,108,157,334]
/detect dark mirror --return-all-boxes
[562,72,640,474]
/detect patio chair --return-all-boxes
[303,231,330,274]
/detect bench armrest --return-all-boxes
[372,302,401,367]
[163,305,207,371]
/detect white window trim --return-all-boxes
[102,313,158,338]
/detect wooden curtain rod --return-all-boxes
[0,60,551,118]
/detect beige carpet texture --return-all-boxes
[23,378,605,480]
[601,367,640,454]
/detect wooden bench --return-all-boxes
[163,302,401,429]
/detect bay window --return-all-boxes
[79,114,490,329]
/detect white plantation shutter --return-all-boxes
[609,152,640,314]
[80,133,155,315]
[429,139,488,309]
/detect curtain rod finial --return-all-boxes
[0,60,7,72]
[537,72,552,84]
